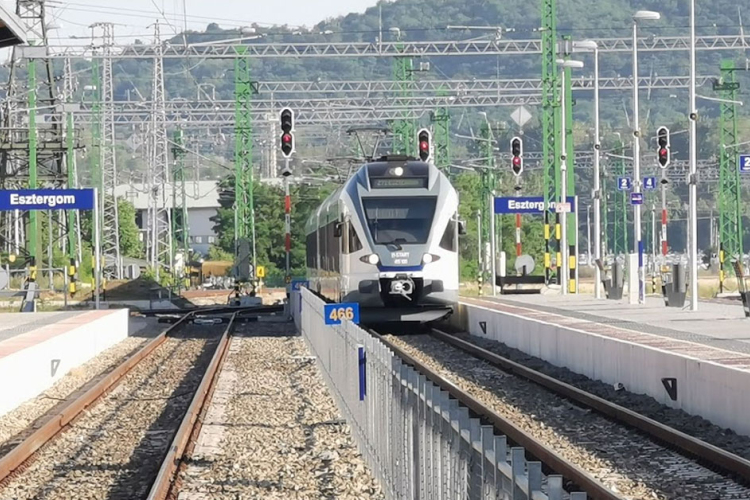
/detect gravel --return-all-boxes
[456,331,750,460]
[387,333,750,500]
[0,316,169,459]
[0,323,224,500]
[176,320,384,500]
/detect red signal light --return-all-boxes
[420,140,429,151]
[512,156,521,167]
[282,134,292,143]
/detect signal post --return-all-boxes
[280,108,295,291]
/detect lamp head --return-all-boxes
[633,10,661,21]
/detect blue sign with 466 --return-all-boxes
[324,303,360,325]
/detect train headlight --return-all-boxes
[422,253,441,264]
[360,254,380,265]
[392,166,404,177]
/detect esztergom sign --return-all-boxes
[0,189,95,211]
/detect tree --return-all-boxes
[117,199,142,258]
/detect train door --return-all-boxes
[340,209,350,301]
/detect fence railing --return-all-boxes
[294,288,571,500]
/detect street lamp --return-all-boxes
[557,58,584,296]
[573,39,601,298]
[632,10,660,304]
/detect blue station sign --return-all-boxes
[324,302,360,325]
[0,189,95,211]
[739,155,750,173]
[494,196,576,215]
[643,177,657,190]
[291,279,309,292]
[617,177,632,191]
[630,192,644,205]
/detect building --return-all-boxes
[114,181,221,256]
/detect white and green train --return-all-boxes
[305,156,462,323]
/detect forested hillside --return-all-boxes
[63,0,750,278]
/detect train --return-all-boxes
[305,155,463,323]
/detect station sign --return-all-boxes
[324,303,360,325]
[494,196,576,214]
[617,177,632,191]
[291,279,309,292]
[739,155,750,173]
[0,189,95,211]
[630,192,644,205]
[643,177,657,190]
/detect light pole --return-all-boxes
[688,0,699,311]
[632,10,661,304]
[557,58,584,296]
[573,39,601,297]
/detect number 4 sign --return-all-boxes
[324,303,361,325]
[739,155,750,173]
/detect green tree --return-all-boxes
[117,199,142,258]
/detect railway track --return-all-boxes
[374,328,750,500]
[0,309,247,500]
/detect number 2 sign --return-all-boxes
[739,155,750,173]
[324,303,361,325]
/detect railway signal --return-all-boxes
[280,108,295,158]
[657,126,670,168]
[510,136,523,176]
[417,128,432,162]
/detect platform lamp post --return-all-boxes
[556,58,585,296]
[573,39,601,298]
[687,0,699,311]
[632,10,661,304]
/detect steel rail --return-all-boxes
[431,328,750,483]
[369,330,625,500]
[0,311,195,481]
[147,312,238,500]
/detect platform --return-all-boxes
[0,309,129,417]
[455,294,750,436]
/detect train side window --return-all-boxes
[306,232,317,268]
[439,219,457,252]
[347,222,363,253]
[319,227,327,271]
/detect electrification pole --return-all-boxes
[541,0,560,286]
[28,53,38,266]
[431,96,451,171]
[716,60,744,293]
[234,47,256,278]
[171,128,189,281]
[479,120,496,292]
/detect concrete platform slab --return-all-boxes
[0,309,129,417]
[456,295,750,436]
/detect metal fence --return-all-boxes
[293,288,576,500]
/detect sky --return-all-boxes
[1,0,380,44]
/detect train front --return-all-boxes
[345,157,459,323]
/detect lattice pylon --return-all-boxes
[1,1,66,265]
[91,23,122,279]
[146,23,172,278]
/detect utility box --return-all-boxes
[627,254,639,305]
[597,259,624,300]
[661,263,687,308]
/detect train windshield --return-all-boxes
[362,197,437,245]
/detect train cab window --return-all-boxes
[439,219,457,252]
[362,197,437,245]
[346,222,363,254]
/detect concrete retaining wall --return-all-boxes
[454,302,750,436]
[0,309,129,417]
